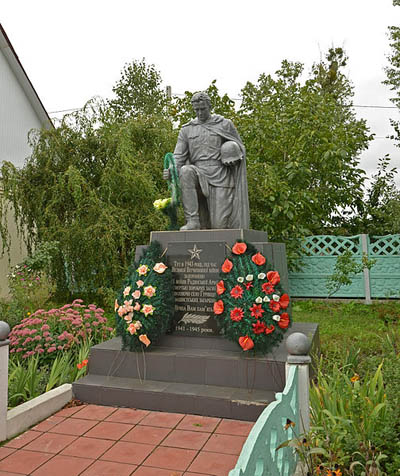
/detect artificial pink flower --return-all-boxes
[141,304,155,317]
[137,264,149,276]
[123,286,131,297]
[153,262,168,274]
[132,290,141,300]
[144,285,156,298]
[134,302,141,311]
[139,334,151,347]
[136,280,144,288]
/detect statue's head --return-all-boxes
[191,92,212,123]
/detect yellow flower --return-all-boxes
[153,198,171,210]
[351,374,360,383]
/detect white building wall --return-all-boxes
[0,49,43,168]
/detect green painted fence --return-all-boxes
[229,366,298,476]
[288,234,400,299]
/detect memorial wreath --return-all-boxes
[213,241,291,354]
[115,241,174,351]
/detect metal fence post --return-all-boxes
[361,234,372,304]
[285,332,311,434]
[0,321,10,442]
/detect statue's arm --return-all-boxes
[163,128,189,181]
[173,128,190,173]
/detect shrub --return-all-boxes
[8,299,114,364]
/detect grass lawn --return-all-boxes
[293,299,398,354]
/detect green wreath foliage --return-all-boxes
[115,241,174,351]
[213,241,291,354]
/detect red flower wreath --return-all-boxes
[213,241,291,354]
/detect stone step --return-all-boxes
[84,323,318,392]
[72,323,319,421]
[72,374,276,421]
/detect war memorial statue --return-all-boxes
[163,92,250,230]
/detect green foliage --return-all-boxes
[238,51,371,258]
[326,251,376,298]
[115,241,174,351]
[4,243,58,324]
[344,156,400,235]
[294,300,400,473]
[8,341,91,408]
[8,356,43,407]
[214,241,291,354]
[107,58,168,121]
[0,98,176,295]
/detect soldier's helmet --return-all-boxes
[220,141,242,165]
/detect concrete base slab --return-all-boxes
[72,323,319,421]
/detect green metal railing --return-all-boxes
[229,366,299,476]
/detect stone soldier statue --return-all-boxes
[163,92,250,230]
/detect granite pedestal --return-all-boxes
[73,230,318,420]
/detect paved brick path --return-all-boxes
[0,404,254,475]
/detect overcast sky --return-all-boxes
[2,0,400,183]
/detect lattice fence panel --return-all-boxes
[369,235,400,256]
[301,235,362,257]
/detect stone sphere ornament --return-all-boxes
[286,332,311,356]
[0,321,10,340]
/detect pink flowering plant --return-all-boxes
[8,299,114,365]
[115,241,174,351]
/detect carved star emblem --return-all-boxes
[188,244,202,260]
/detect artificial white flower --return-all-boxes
[272,314,281,322]
[246,274,253,281]
[237,277,244,283]
[255,296,263,304]
[272,294,280,302]
[258,273,266,280]
[263,296,270,302]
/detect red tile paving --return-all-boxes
[0,403,254,475]
[122,425,171,445]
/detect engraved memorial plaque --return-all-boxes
[168,241,226,336]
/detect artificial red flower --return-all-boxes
[267,271,280,285]
[216,280,226,295]
[213,300,224,315]
[232,242,247,255]
[245,282,253,290]
[222,259,233,273]
[250,303,264,318]
[269,301,281,313]
[278,312,290,329]
[230,285,244,299]
[230,307,244,321]
[265,324,275,334]
[239,336,254,351]
[262,282,275,294]
[251,252,266,266]
[252,321,266,334]
[280,293,290,309]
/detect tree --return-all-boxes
[0,71,176,297]
[344,156,400,235]
[107,58,168,121]
[237,49,372,259]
